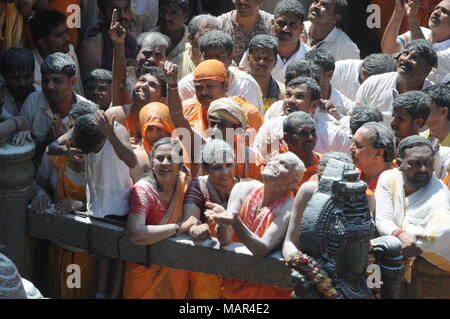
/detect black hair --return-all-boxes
[159,0,189,12]
[422,84,450,121]
[136,65,167,97]
[248,34,278,58]
[398,135,434,159]
[285,60,321,84]
[30,10,66,41]
[84,69,113,86]
[305,48,335,72]
[274,0,306,21]
[287,76,321,101]
[41,52,76,78]
[349,106,383,135]
[392,91,432,124]
[283,111,314,134]
[1,47,35,74]
[73,114,106,154]
[69,101,100,119]
[404,39,438,67]
[362,53,397,78]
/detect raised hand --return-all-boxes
[109,8,126,44]
[94,110,115,138]
[161,61,179,86]
[204,202,237,225]
[405,0,420,18]
[394,0,407,15]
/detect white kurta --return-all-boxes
[330,59,363,101]
[355,72,433,124]
[304,21,360,61]
[239,41,311,83]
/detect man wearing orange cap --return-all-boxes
[173,59,263,138]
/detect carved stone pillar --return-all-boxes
[0,142,36,276]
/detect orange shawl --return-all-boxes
[123,172,190,299]
[139,102,176,154]
[49,155,85,202]
[222,186,293,299]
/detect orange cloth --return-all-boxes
[0,2,24,54]
[373,0,439,40]
[234,142,264,181]
[47,0,80,48]
[123,173,191,299]
[125,106,140,138]
[183,96,263,136]
[193,59,228,82]
[222,186,293,299]
[47,155,95,299]
[139,102,176,154]
[443,175,450,190]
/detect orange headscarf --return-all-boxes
[139,102,176,154]
[193,59,228,82]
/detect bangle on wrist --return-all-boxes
[393,229,405,238]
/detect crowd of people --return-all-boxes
[0,0,450,299]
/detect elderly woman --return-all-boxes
[206,151,306,299]
[207,97,264,180]
[123,138,197,299]
[182,139,244,298]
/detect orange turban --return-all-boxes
[193,59,228,82]
[139,102,176,154]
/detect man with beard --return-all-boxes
[154,0,189,65]
[356,39,436,124]
[78,0,137,79]
[350,122,395,193]
[375,136,450,298]
[239,0,310,84]
[254,76,351,161]
[391,90,450,180]
[205,151,305,299]
[382,0,450,82]
[29,10,84,95]
[20,53,92,162]
[1,47,37,116]
[303,0,360,61]
[218,0,273,64]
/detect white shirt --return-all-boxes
[263,88,354,121]
[32,44,84,96]
[434,145,450,180]
[178,66,265,114]
[239,41,311,83]
[304,21,360,61]
[20,90,90,141]
[330,59,363,101]
[254,109,351,159]
[355,72,433,124]
[85,122,132,218]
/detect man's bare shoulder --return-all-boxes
[295,182,318,200]
[106,105,128,124]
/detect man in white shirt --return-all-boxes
[29,10,84,96]
[303,0,360,61]
[375,135,450,298]
[239,0,310,83]
[330,53,397,101]
[178,30,265,114]
[381,0,450,83]
[254,76,351,160]
[356,40,437,124]
[20,53,91,159]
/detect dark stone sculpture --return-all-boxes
[287,159,403,299]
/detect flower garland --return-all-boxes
[285,251,341,299]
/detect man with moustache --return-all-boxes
[218,0,273,64]
[356,39,436,124]
[375,136,450,298]
[239,0,310,83]
[382,0,450,82]
[254,76,351,161]
[78,0,137,79]
[154,0,189,65]
[29,10,84,95]
[350,122,395,193]
[303,0,360,61]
